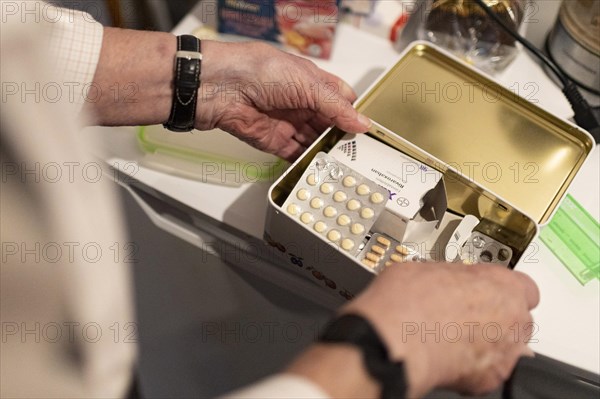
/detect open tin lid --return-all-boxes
[356,42,595,225]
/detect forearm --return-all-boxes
[81,26,367,161]
[287,343,431,399]
[83,27,176,126]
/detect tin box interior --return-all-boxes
[270,42,594,266]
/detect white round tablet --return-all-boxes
[327,229,341,242]
[286,203,300,216]
[346,199,361,211]
[314,221,327,233]
[320,183,333,194]
[296,188,310,201]
[360,207,375,219]
[341,238,355,251]
[350,223,365,235]
[356,184,371,196]
[337,214,351,226]
[342,176,356,188]
[333,190,347,203]
[323,206,337,218]
[306,174,318,186]
[370,192,385,204]
[310,197,324,209]
[300,212,314,224]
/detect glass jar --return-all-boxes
[417,0,527,75]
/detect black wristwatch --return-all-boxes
[319,314,407,399]
[163,35,202,132]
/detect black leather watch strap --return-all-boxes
[163,35,202,132]
[319,314,407,399]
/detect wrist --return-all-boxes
[288,343,434,399]
[193,40,254,131]
[192,41,275,131]
[163,34,202,132]
[193,40,219,131]
[287,344,380,398]
[395,343,435,398]
[287,311,437,399]
[337,310,437,398]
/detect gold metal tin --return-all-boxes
[267,42,593,281]
[356,42,594,225]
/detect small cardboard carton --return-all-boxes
[218,0,339,59]
[328,133,447,244]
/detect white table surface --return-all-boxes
[91,3,600,375]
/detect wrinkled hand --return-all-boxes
[343,262,540,397]
[195,41,371,161]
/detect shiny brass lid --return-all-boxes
[357,43,594,224]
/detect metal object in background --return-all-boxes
[416,0,527,74]
[547,0,600,103]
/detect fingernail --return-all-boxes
[357,114,372,129]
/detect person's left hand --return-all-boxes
[195,41,372,161]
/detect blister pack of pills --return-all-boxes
[281,152,389,254]
[459,232,513,266]
[358,233,422,271]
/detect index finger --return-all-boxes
[313,85,371,133]
[306,68,369,132]
[319,71,358,103]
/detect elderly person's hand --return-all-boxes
[288,263,539,398]
[195,41,371,161]
[87,30,368,162]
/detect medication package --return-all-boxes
[278,131,512,274]
[218,0,339,59]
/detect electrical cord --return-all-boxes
[473,0,600,143]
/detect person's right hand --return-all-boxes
[343,262,540,397]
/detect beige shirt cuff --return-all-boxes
[222,373,330,398]
[46,4,104,113]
